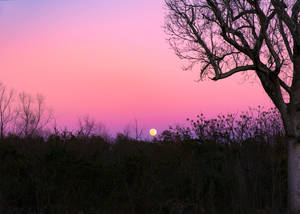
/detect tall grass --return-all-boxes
[0,107,287,214]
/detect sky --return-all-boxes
[0,0,273,136]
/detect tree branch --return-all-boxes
[279,77,291,94]
[271,0,296,36]
[211,65,256,80]
[292,0,300,22]
[279,20,293,61]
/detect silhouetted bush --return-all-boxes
[0,107,287,214]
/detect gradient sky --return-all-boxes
[0,0,273,136]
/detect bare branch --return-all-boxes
[279,19,293,61]
[271,0,296,36]
[292,0,300,22]
[278,77,291,94]
[211,65,256,80]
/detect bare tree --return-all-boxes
[16,92,53,137]
[77,115,108,138]
[77,115,97,137]
[0,83,15,139]
[118,119,144,140]
[134,119,143,140]
[164,0,300,212]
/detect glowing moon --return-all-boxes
[149,128,157,136]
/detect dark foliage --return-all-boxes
[0,108,287,214]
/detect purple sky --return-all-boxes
[0,0,273,136]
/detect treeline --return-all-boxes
[0,106,287,214]
[0,83,107,139]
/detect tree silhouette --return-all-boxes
[0,83,15,139]
[164,0,300,212]
[16,92,53,137]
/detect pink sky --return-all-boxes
[0,0,273,136]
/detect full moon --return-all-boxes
[149,128,157,136]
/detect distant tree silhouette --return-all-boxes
[134,119,143,140]
[77,115,108,138]
[16,92,53,137]
[164,0,300,212]
[0,83,15,139]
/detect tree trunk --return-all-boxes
[288,24,300,213]
[0,122,4,139]
[288,137,300,214]
[287,101,300,214]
